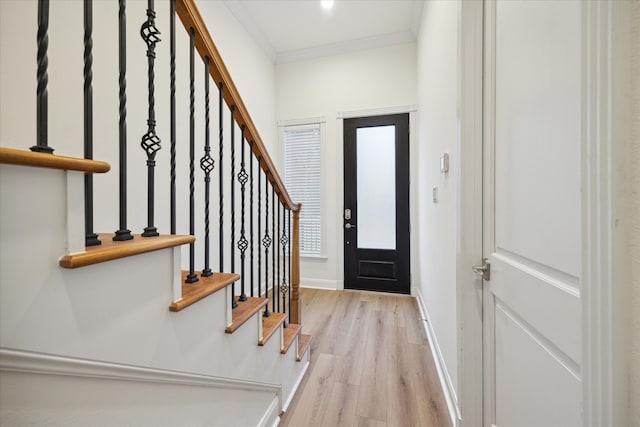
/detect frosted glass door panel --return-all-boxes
[356,126,396,250]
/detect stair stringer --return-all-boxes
[0,164,307,423]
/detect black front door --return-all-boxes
[343,113,410,294]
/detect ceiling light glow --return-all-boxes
[321,0,334,10]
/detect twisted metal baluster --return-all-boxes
[249,141,255,297]
[32,0,53,154]
[169,0,176,234]
[200,56,214,277]
[230,107,237,307]
[272,185,276,314]
[185,27,198,284]
[114,0,132,241]
[229,106,237,308]
[257,157,262,302]
[140,0,162,237]
[262,170,271,317]
[218,82,225,274]
[237,127,249,302]
[277,197,281,313]
[84,0,100,246]
[281,204,289,326]
[288,209,292,323]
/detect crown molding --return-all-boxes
[223,0,277,63]
[276,31,415,64]
[223,0,422,65]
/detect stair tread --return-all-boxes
[297,333,313,362]
[225,297,268,334]
[169,271,240,312]
[259,313,287,346]
[281,323,302,354]
[60,234,195,269]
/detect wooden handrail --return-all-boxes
[0,147,110,173]
[176,0,299,213]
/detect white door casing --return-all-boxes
[482,1,583,426]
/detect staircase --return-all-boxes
[0,1,311,425]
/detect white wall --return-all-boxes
[416,0,460,405]
[631,1,640,425]
[0,0,276,257]
[275,43,418,290]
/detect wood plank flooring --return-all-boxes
[280,288,452,427]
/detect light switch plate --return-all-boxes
[440,153,449,173]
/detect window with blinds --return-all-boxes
[283,124,321,255]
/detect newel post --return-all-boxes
[290,202,302,324]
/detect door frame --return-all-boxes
[335,105,418,294]
[457,1,633,426]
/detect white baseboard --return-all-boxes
[259,396,281,427]
[415,289,461,427]
[300,278,338,290]
[282,358,310,413]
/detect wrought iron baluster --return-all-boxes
[32,0,53,154]
[200,56,214,277]
[83,0,99,246]
[277,197,280,313]
[288,209,292,323]
[219,82,224,274]
[230,107,237,306]
[272,185,276,314]
[237,127,249,302]
[114,0,132,241]
[169,0,176,234]
[140,0,162,237]
[249,142,255,297]
[257,158,262,301]
[281,204,289,325]
[262,170,271,317]
[185,27,198,283]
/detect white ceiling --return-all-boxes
[224,0,423,64]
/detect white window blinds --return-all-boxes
[283,125,321,255]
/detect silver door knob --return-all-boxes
[345,223,356,229]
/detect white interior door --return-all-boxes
[483,1,583,426]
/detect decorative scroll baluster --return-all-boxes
[140,0,161,237]
[185,27,198,283]
[230,106,237,306]
[200,56,214,277]
[262,170,271,317]
[169,0,176,234]
[249,142,255,297]
[272,185,276,314]
[83,0,99,246]
[237,127,249,302]
[32,0,53,154]
[281,204,289,325]
[257,158,262,301]
[114,0,132,241]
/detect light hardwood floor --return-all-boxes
[280,288,452,427]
